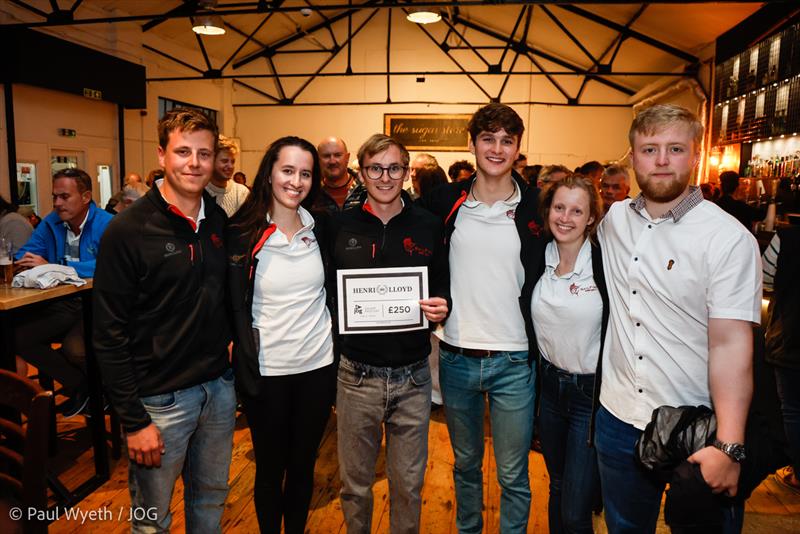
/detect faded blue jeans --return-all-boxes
[128,368,237,534]
[337,355,432,534]
[439,348,536,534]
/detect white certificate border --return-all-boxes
[338,268,428,334]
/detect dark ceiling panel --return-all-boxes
[0,28,146,108]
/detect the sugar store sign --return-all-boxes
[384,114,471,151]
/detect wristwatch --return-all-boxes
[713,439,746,463]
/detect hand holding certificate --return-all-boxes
[337,266,431,334]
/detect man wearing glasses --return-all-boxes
[331,133,450,533]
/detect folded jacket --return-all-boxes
[12,264,86,289]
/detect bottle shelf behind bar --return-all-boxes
[712,20,800,146]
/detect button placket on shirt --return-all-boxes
[628,215,656,401]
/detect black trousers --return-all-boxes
[14,297,86,393]
[241,363,336,534]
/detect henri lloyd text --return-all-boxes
[337,267,429,334]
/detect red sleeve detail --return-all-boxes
[251,224,278,260]
[444,190,468,226]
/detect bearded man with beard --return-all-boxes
[594,104,762,533]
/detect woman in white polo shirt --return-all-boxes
[531,173,608,534]
[227,136,336,534]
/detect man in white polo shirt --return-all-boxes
[595,104,762,533]
[422,103,546,533]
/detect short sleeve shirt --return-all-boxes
[531,238,602,374]
[438,181,528,351]
[598,188,762,429]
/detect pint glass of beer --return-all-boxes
[0,238,13,286]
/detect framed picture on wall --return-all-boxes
[15,162,38,215]
[384,114,471,151]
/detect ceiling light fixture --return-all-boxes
[192,0,225,35]
[192,14,226,35]
[407,8,441,25]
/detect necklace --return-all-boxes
[469,181,516,203]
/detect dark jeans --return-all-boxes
[595,405,670,533]
[14,297,86,393]
[241,363,336,534]
[538,360,599,534]
[595,406,744,534]
[775,365,800,474]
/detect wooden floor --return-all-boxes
[45,404,800,533]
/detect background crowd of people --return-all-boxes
[4,101,797,534]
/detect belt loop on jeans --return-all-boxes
[440,341,500,358]
[541,358,595,383]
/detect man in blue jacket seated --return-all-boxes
[14,167,112,417]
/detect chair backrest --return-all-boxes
[0,369,52,533]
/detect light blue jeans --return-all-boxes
[128,368,237,534]
[439,349,536,534]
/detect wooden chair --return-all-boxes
[0,369,53,534]
[34,345,122,460]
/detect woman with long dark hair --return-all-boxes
[226,136,333,534]
[531,174,608,534]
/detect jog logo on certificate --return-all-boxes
[337,266,429,334]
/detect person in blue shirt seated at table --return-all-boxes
[14,167,112,418]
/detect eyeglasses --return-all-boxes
[364,164,407,181]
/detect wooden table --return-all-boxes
[0,280,110,506]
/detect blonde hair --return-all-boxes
[357,134,410,168]
[629,104,704,149]
[217,135,239,157]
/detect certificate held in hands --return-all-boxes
[337,266,429,334]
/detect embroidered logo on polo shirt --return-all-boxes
[164,242,182,258]
[210,233,223,249]
[506,210,515,220]
[403,237,432,257]
[569,283,597,296]
[301,236,316,248]
[528,221,542,237]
